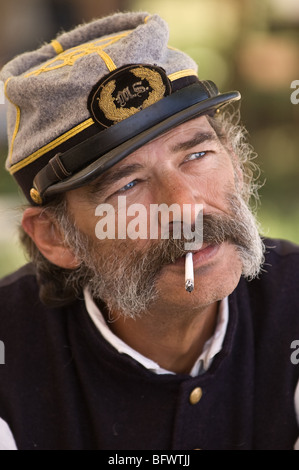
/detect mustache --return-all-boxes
[147,211,250,268]
[81,194,264,317]
[108,208,252,304]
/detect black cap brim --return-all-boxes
[34,83,241,203]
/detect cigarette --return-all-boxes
[185,252,194,293]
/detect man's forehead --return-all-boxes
[122,114,216,162]
[139,114,214,149]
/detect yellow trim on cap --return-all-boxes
[51,39,64,55]
[4,78,21,165]
[96,50,116,72]
[8,32,131,174]
[9,118,94,174]
[25,33,130,78]
[167,45,180,52]
[8,60,197,174]
[168,69,198,81]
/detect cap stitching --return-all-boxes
[96,50,116,72]
[9,118,94,174]
[51,39,64,55]
[24,33,130,78]
[55,155,71,177]
[168,69,198,81]
[49,159,62,181]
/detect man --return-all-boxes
[0,11,298,450]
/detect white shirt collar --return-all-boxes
[84,287,229,377]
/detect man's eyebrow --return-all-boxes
[87,132,217,197]
[87,163,144,197]
[170,131,218,153]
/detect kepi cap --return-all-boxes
[0,11,241,205]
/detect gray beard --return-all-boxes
[65,192,265,319]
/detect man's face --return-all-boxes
[65,115,263,318]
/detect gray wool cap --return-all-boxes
[0,11,240,205]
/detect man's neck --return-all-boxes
[103,301,219,374]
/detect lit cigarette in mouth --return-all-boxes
[185,252,194,293]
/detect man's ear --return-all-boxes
[22,207,79,269]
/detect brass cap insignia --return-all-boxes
[30,187,43,205]
[88,64,172,128]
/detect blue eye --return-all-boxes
[119,179,138,192]
[186,151,206,161]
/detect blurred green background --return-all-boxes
[0,0,299,278]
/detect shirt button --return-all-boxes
[189,387,203,405]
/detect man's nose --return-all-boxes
[151,170,204,231]
[153,170,203,209]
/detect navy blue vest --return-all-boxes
[0,238,298,450]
